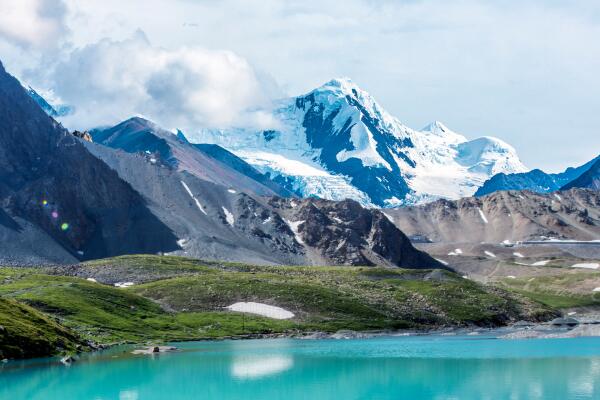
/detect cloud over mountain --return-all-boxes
[32,31,281,131]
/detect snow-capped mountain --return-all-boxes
[184,78,527,207]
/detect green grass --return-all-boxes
[497,271,600,309]
[0,297,84,359]
[0,254,560,358]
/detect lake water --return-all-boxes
[2,335,600,399]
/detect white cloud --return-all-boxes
[34,31,281,130]
[0,0,67,47]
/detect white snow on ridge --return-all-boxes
[180,180,207,215]
[513,252,525,258]
[227,302,295,319]
[478,208,489,224]
[222,207,235,226]
[484,251,496,258]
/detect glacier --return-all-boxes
[183,78,526,207]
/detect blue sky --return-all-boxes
[0,0,598,171]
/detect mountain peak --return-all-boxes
[315,77,367,98]
[421,120,450,134]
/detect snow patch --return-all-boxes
[228,189,237,194]
[507,275,516,279]
[180,180,207,215]
[285,219,305,245]
[484,251,496,258]
[477,208,489,224]
[114,282,134,288]
[532,260,551,266]
[593,287,600,292]
[571,263,599,270]
[226,302,294,319]
[553,193,562,201]
[513,252,524,258]
[86,278,97,283]
[262,216,272,224]
[177,238,188,247]
[448,248,463,256]
[222,207,235,226]
[435,258,449,266]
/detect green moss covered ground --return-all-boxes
[0,255,559,359]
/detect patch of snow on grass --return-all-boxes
[86,278,97,283]
[114,282,134,288]
[513,252,524,258]
[228,189,237,194]
[226,302,295,319]
[222,207,235,226]
[571,263,599,270]
[507,275,516,279]
[180,180,207,215]
[477,208,488,224]
[532,260,551,266]
[593,287,600,292]
[484,251,496,258]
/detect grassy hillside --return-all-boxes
[0,255,558,359]
[0,297,84,359]
[496,270,600,309]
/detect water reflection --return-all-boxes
[231,355,294,379]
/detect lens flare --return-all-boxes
[51,211,59,219]
[42,200,48,206]
[60,223,69,231]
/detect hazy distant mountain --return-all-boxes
[475,155,600,197]
[562,157,600,191]
[184,78,527,207]
[387,188,600,243]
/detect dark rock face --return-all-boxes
[562,158,600,191]
[71,130,93,142]
[0,61,178,261]
[271,197,446,269]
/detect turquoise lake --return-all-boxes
[1,335,600,399]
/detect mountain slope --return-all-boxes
[83,138,445,269]
[387,188,600,243]
[185,78,527,206]
[0,61,179,263]
[475,155,600,196]
[562,158,600,190]
[91,117,292,197]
